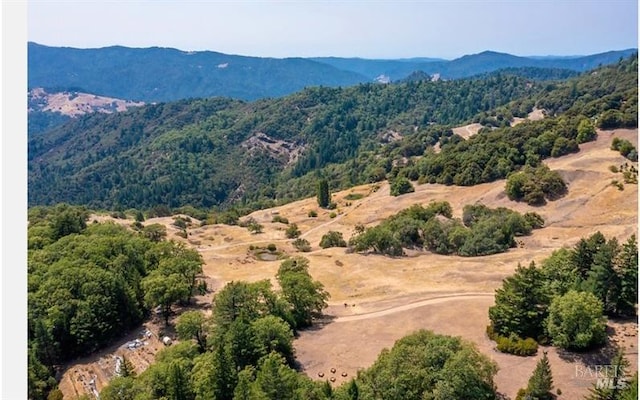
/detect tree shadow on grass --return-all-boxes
[556,325,620,366]
[301,314,337,333]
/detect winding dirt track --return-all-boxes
[333,293,494,322]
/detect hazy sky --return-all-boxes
[27,1,640,60]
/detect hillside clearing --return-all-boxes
[63,128,637,399]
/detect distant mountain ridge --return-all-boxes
[27,42,369,102]
[28,42,636,103]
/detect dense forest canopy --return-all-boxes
[27,205,205,399]
[28,71,541,209]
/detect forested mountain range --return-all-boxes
[28,54,637,213]
[29,42,636,102]
[312,49,637,81]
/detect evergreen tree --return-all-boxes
[166,361,192,400]
[191,345,237,400]
[120,355,136,378]
[587,350,630,400]
[621,372,638,400]
[233,367,255,400]
[317,179,330,208]
[616,235,638,316]
[585,238,621,315]
[488,262,550,339]
[525,351,553,399]
[347,379,360,400]
[572,232,606,279]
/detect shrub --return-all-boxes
[319,231,347,248]
[292,238,312,252]
[110,211,127,219]
[344,193,364,201]
[172,217,188,229]
[329,212,337,219]
[272,215,289,224]
[611,180,624,190]
[267,243,277,252]
[524,212,545,229]
[486,324,499,341]
[247,221,263,234]
[496,334,538,356]
[131,221,143,231]
[308,210,318,218]
[390,176,415,196]
[611,137,638,161]
[285,223,301,239]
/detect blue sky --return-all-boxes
[28,0,638,59]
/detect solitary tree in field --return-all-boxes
[317,179,330,208]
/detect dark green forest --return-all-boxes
[28,71,541,210]
[29,55,637,216]
[27,205,206,399]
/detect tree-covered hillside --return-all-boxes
[28,71,543,210]
[28,55,637,213]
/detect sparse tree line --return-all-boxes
[348,201,544,257]
[488,232,637,355]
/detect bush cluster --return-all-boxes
[505,164,567,205]
[611,137,638,161]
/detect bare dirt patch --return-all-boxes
[512,107,546,126]
[29,87,144,117]
[57,322,166,399]
[451,122,483,139]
